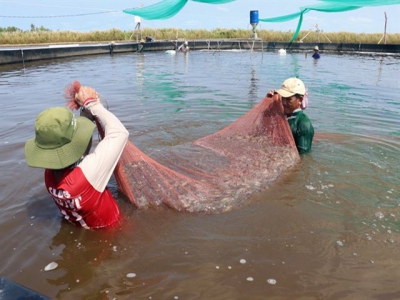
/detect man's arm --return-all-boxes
[296,117,314,154]
[79,102,129,192]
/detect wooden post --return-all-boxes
[384,12,387,44]
[378,12,388,45]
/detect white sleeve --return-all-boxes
[78,102,129,192]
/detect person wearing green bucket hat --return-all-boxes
[25,86,129,229]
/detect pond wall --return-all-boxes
[0,40,399,65]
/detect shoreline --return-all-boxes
[0,39,399,65]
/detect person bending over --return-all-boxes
[178,41,190,52]
[267,77,314,154]
[25,86,129,229]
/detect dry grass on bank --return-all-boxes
[0,28,399,45]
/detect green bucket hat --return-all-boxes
[25,107,96,170]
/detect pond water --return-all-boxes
[0,50,399,300]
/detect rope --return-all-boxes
[0,11,119,18]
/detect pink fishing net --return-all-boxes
[65,82,300,213]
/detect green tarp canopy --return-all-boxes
[260,0,400,42]
[124,0,235,20]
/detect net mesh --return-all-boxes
[260,0,400,42]
[100,95,299,213]
[123,0,235,20]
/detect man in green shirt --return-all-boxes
[267,77,314,154]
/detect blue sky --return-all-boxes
[0,0,399,34]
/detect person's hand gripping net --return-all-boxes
[75,86,102,107]
[266,89,281,101]
[75,86,103,122]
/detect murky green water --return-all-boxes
[0,50,399,299]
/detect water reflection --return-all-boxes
[0,51,399,299]
[376,56,384,86]
[313,56,319,67]
[47,224,119,299]
[290,53,300,78]
[247,66,259,103]
[136,53,145,88]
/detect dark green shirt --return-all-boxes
[287,110,314,154]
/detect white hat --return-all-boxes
[314,45,319,51]
[277,77,306,97]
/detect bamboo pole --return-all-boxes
[378,12,388,44]
[384,12,387,44]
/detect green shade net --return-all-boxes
[260,0,400,43]
[123,0,235,20]
[319,0,400,5]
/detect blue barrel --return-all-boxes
[250,10,259,25]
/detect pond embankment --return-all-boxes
[0,39,399,65]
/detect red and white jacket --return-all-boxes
[45,102,129,229]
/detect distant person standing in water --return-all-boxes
[267,78,314,154]
[24,85,129,229]
[312,45,320,59]
[172,40,178,51]
[178,40,190,53]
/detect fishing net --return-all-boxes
[260,0,400,42]
[113,94,299,213]
[123,0,235,20]
[65,81,299,213]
